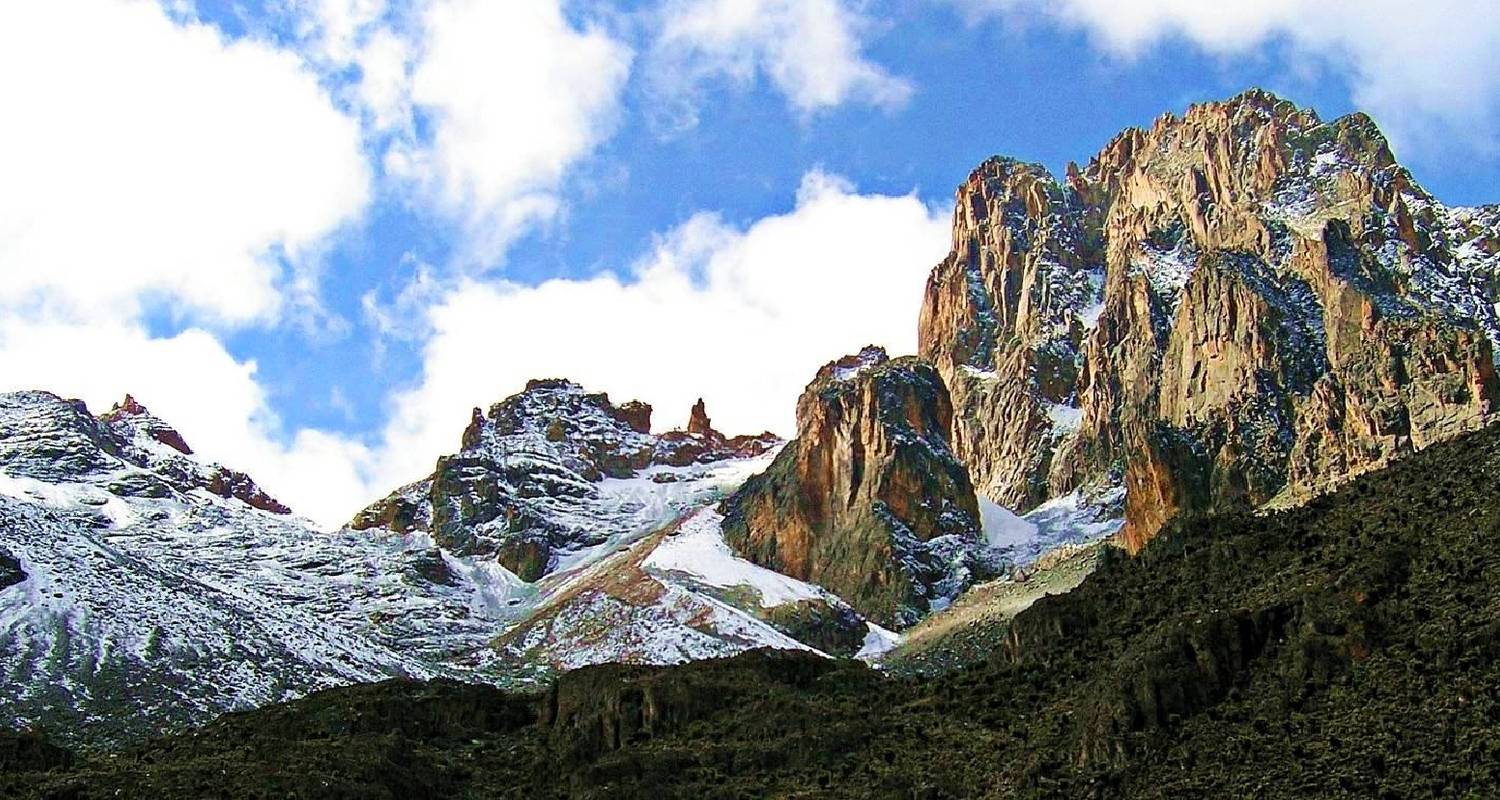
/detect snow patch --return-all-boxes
[1132,237,1198,309]
[1045,403,1083,433]
[979,497,1038,549]
[643,508,824,608]
[855,622,901,662]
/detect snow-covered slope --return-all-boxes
[0,389,803,744]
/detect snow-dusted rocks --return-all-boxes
[495,505,878,671]
[721,347,1005,629]
[350,380,780,580]
[0,389,797,745]
[0,392,457,744]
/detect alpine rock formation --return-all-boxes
[348,379,893,671]
[348,379,780,582]
[918,89,1500,551]
[720,347,1004,628]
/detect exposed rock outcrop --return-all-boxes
[655,398,779,468]
[686,398,712,436]
[721,346,1001,628]
[100,394,193,455]
[0,547,24,591]
[918,90,1500,551]
[350,381,781,581]
[102,394,293,514]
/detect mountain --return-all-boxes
[7,88,1500,788]
[12,406,1500,798]
[345,380,894,670]
[0,391,438,745]
[918,89,1500,551]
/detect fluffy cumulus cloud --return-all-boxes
[0,0,375,526]
[293,0,414,131]
[386,0,634,259]
[369,171,949,489]
[955,0,1500,154]
[0,0,371,325]
[650,0,912,125]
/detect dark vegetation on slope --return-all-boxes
[7,421,1500,798]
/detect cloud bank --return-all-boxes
[955,0,1500,154]
[0,0,370,325]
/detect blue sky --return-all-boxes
[3,0,1499,526]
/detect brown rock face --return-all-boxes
[204,468,294,515]
[612,401,653,435]
[720,346,997,628]
[918,89,1500,552]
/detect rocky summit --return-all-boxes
[919,89,1500,551]
[350,380,779,580]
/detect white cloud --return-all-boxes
[298,0,388,64]
[386,0,634,260]
[292,0,414,132]
[368,171,949,488]
[0,0,370,325]
[0,0,379,528]
[953,0,1500,155]
[650,0,912,125]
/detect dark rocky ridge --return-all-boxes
[0,548,24,591]
[0,391,292,515]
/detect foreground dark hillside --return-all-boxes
[8,421,1500,798]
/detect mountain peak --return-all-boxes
[815,345,889,385]
[920,87,1500,550]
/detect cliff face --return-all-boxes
[721,347,999,628]
[918,90,1500,551]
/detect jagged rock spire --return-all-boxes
[687,398,713,436]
